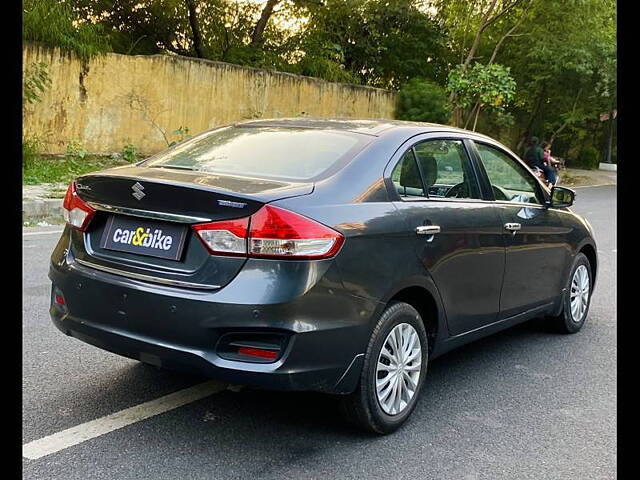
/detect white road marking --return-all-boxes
[22,230,64,237]
[23,380,225,460]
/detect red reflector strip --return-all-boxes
[54,295,65,305]
[237,346,278,359]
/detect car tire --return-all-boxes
[547,253,593,334]
[339,302,428,434]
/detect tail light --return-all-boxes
[193,205,344,260]
[62,181,96,231]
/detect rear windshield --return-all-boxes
[144,126,370,181]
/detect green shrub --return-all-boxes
[23,0,111,59]
[22,136,44,169]
[396,79,451,124]
[569,144,600,170]
[23,62,51,105]
[169,127,192,147]
[23,155,130,185]
[66,139,88,160]
[122,143,138,163]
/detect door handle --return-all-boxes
[504,223,522,232]
[416,225,441,235]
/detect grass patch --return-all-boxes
[558,171,590,187]
[23,155,132,185]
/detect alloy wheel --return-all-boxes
[375,323,422,415]
[570,265,590,323]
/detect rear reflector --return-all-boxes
[193,205,344,260]
[237,347,279,360]
[62,181,96,231]
[54,295,66,306]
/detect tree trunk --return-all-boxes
[185,0,204,58]
[250,0,280,48]
[463,101,480,129]
[461,0,499,71]
[604,109,615,163]
[449,0,499,105]
[472,105,482,131]
[448,0,524,104]
[487,0,532,65]
[549,88,582,146]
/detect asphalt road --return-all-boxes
[22,185,617,480]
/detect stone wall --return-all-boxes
[23,43,397,155]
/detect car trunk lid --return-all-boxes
[70,165,314,290]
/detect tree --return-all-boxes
[435,0,533,127]
[446,63,516,130]
[250,0,281,48]
[23,0,111,58]
[495,0,616,157]
[396,79,450,124]
[295,0,449,88]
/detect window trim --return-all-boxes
[468,139,550,205]
[385,135,485,203]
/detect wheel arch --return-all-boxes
[379,277,449,357]
[578,241,598,289]
[576,242,598,288]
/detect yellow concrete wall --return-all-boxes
[23,43,397,155]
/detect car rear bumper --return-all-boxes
[48,240,379,394]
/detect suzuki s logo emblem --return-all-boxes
[131,182,145,200]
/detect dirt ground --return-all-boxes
[559,167,617,187]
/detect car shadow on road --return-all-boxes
[143,318,566,438]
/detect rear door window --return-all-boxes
[391,150,426,198]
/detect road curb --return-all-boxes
[23,199,64,224]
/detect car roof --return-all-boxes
[234,117,494,140]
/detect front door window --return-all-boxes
[412,140,481,199]
[475,143,542,204]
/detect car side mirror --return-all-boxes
[547,186,575,208]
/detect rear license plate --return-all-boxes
[101,215,188,261]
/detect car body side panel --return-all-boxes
[393,200,505,336]
[272,199,452,352]
[495,204,573,318]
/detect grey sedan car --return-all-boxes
[49,119,597,433]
